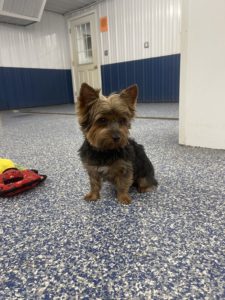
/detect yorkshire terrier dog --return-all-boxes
[77,83,158,205]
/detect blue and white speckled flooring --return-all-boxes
[0,105,224,299]
[18,102,179,119]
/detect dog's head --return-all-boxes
[77,83,138,150]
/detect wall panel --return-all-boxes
[0,67,73,109]
[98,0,181,65]
[101,54,180,102]
[0,11,73,110]
[67,0,181,102]
[0,11,70,69]
[179,0,225,149]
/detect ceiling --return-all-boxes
[45,0,97,15]
[0,0,46,26]
[0,0,97,26]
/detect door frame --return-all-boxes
[67,10,101,102]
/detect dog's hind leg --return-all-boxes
[136,177,158,193]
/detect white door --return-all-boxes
[70,14,100,93]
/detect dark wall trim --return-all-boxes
[101,54,180,102]
[0,67,74,110]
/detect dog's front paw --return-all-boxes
[84,192,100,201]
[118,193,132,205]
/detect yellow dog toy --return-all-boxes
[0,158,18,173]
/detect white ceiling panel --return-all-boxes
[45,0,97,15]
[0,14,35,25]
[0,0,97,26]
[0,0,46,26]
[3,0,44,18]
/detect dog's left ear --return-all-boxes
[120,84,138,109]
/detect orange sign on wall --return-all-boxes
[100,16,108,32]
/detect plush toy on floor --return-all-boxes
[0,158,47,197]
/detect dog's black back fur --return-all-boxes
[79,138,158,187]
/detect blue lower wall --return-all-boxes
[0,67,74,110]
[0,54,180,110]
[101,54,180,102]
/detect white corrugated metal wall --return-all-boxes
[0,11,73,110]
[99,0,181,65]
[0,0,182,109]
[67,0,181,66]
[66,0,181,102]
[0,11,70,69]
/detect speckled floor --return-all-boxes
[0,106,224,299]
[19,102,179,119]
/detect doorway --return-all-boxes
[69,13,101,98]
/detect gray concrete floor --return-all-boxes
[19,103,179,119]
[1,104,224,299]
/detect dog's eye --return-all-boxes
[119,118,127,125]
[97,118,108,125]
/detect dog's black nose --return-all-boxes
[112,133,120,142]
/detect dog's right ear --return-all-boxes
[77,83,100,131]
[78,83,100,108]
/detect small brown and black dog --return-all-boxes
[77,83,158,205]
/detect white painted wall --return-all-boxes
[0,11,70,69]
[66,0,181,65]
[179,0,225,150]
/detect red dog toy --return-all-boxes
[0,159,47,197]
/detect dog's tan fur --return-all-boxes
[77,83,157,204]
